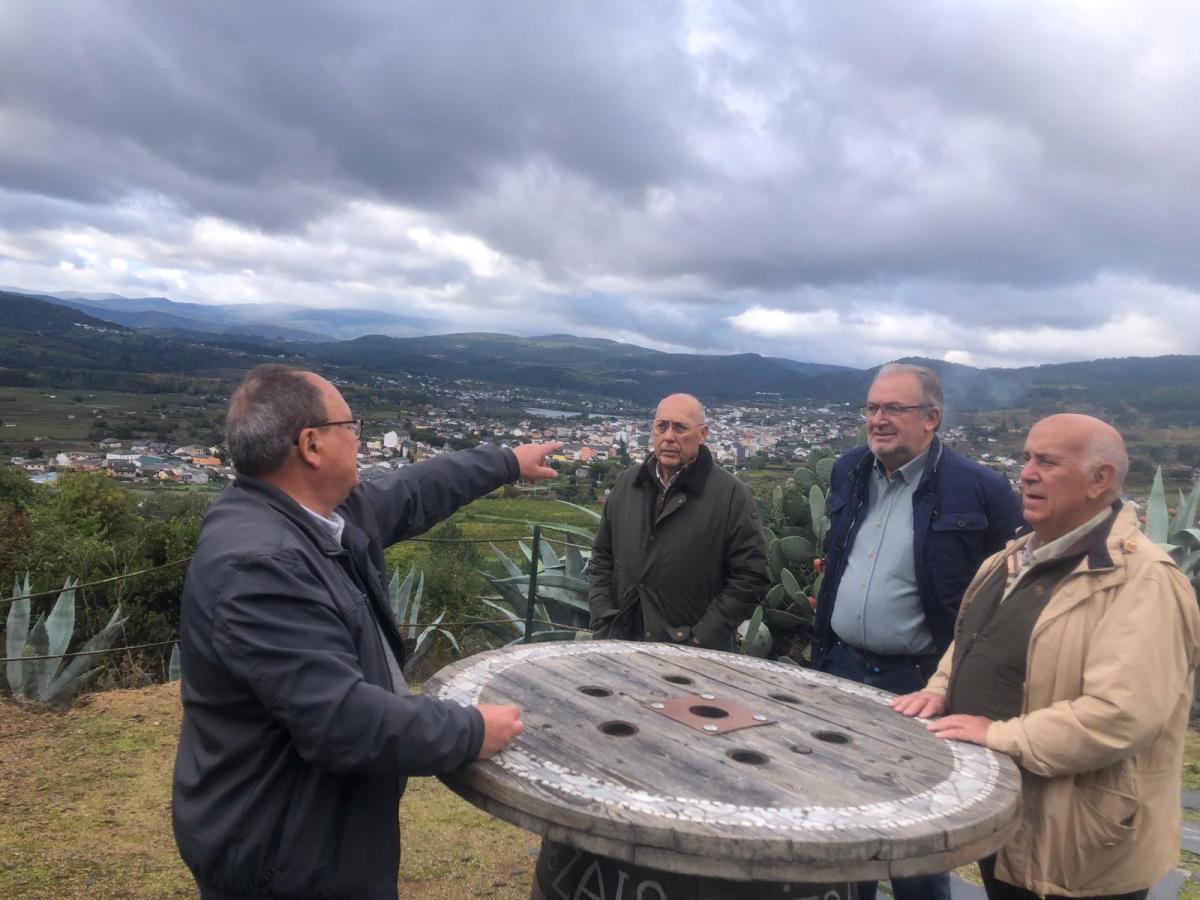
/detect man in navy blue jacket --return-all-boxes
[173,365,559,900]
[812,363,1022,900]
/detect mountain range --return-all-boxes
[4,287,1200,422]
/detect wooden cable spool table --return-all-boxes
[424,640,1021,900]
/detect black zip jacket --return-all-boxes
[172,445,519,899]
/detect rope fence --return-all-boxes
[0,526,594,606]
[1,524,596,664]
[0,558,193,606]
[0,618,592,665]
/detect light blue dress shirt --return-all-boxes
[829,446,936,657]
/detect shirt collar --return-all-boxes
[301,505,346,544]
[655,460,683,491]
[873,444,931,485]
[1024,505,1114,568]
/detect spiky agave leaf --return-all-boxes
[406,572,425,642]
[564,544,586,579]
[554,499,602,522]
[5,573,31,696]
[488,543,525,578]
[478,598,528,636]
[402,612,439,676]
[1146,467,1170,545]
[537,534,561,571]
[41,577,77,698]
[23,611,49,702]
[387,566,415,625]
[43,605,127,705]
[482,575,534,620]
[1180,477,1200,535]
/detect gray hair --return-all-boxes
[226,365,325,476]
[873,363,944,427]
[1082,430,1129,497]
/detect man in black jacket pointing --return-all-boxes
[173,364,559,900]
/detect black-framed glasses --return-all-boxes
[861,403,932,418]
[294,418,363,443]
[653,419,700,435]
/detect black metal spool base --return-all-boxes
[530,838,857,900]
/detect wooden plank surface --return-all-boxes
[424,640,1021,881]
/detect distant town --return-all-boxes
[8,386,1028,491]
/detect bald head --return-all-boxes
[1033,414,1128,496]
[651,393,709,479]
[655,393,705,424]
[1021,414,1128,542]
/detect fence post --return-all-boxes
[524,526,541,644]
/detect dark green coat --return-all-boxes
[588,445,770,649]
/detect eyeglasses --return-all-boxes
[861,403,931,418]
[653,419,701,435]
[294,418,363,443]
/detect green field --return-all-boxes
[0,387,226,450]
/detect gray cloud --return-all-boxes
[2,1,1199,367]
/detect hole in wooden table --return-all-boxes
[768,692,800,704]
[577,685,612,697]
[812,730,851,744]
[688,705,730,719]
[727,749,769,766]
[598,720,638,737]
[663,674,694,685]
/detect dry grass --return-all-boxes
[0,684,535,899]
[2,685,1198,898]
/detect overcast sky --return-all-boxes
[2,1,1199,368]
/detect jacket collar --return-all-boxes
[1013,501,1142,637]
[1007,499,1123,573]
[853,434,944,492]
[635,444,715,494]
[228,473,347,556]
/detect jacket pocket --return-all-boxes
[930,510,989,532]
[1061,777,1141,887]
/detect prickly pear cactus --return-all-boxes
[740,447,835,662]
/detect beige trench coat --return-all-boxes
[926,502,1200,897]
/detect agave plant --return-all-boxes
[387,565,461,678]
[472,525,595,645]
[4,574,126,705]
[1142,467,1200,720]
[1144,467,1200,591]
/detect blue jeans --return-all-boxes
[821,640,951,900]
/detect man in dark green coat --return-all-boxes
[588,393,770,649]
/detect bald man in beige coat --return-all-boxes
[894,414,1200,899]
